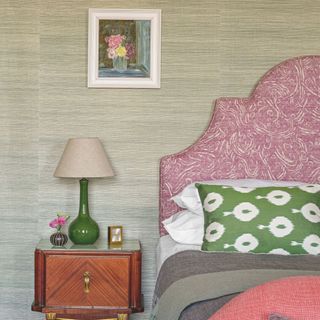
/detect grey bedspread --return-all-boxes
[179,294,237,320]
[151,251,320,320]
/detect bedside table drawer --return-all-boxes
[45,255,130,307]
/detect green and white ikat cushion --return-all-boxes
[196,184,320,255]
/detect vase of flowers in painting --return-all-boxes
[113,56,128,71]
[49,213,69,247]
[105,34,135,72]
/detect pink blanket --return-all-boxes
[209,276,320,320]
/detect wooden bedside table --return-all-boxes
[32,239,143,320]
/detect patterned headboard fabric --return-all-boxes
[159,55,320,236]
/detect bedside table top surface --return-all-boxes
[36,239,140,252]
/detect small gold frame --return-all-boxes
[108,226,123,245]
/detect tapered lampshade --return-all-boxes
[54,138,114,178]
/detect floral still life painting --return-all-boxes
[99,21,150,78]
[88,9,161,88]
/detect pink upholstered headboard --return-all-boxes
[159,55,320,236]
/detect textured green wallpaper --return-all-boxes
[1,0,320,319]
[0,0,40,319]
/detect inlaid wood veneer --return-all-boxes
[32,240,143,320]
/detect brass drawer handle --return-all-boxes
[83,271,90,293]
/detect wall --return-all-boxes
[1,0,319,319]
[0,0,40,318]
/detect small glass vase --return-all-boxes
[113,56,128,71]
[50,231,68,247]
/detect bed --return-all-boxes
[151,55,320,320]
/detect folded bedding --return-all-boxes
[154,180,320,320]
[150,250,320,320]
[179,294,237,320]
[209,276,320,320]
[156,234,201,273]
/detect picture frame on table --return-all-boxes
[88,8,161,88]
[108,226,123,245]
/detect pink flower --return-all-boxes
[125,43,135,60]
[106,34,124,49]
[107,47,117,59]
[49,218,59,229]
[49,214,70,231]
[57,216,67,226]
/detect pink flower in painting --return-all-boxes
[107,47,117,59]
[125,43,135,60]
[106,34,124,49]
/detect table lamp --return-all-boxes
[54,138,114,244]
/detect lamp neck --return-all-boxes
[79,178,89,216]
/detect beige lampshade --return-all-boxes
[54,138,114,178]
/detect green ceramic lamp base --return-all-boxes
[68,178,100,245]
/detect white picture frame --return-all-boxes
[88,9,161,88]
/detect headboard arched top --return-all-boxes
[159,55,320,236]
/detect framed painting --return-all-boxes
[88,9,161,88]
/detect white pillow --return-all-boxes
[171,179,305,215]
[162,210,204,245]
